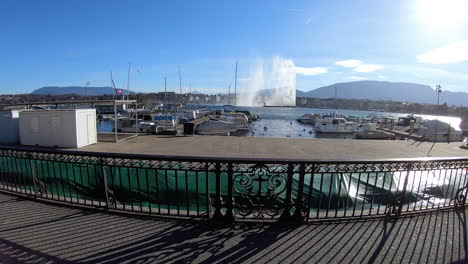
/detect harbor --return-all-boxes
[2,1,468,263]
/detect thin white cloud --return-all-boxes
[345,76,368,80]
[354,64,384,73]
[335,60,363,67]
[238,78,250,81]
[417,40,468,64]
[305,16,313,25]
[191,88,228,94]
[294,66,327,76]
[390,65,468,82]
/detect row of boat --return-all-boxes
[297,112,465,142]
[106,106,257,136]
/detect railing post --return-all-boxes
[212,162,224,223]
[100,157,110,210]
[292,163,306,224]
[28,154,38,198]
[399,163,412,215]
[279,163,294,223]
[224,162,235,223]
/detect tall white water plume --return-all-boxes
[238,56,296,107]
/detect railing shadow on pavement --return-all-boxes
[0,192,466,263]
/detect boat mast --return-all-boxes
[178,66,183,107]
[228,85,231,105]
[127,63,131,101]
[111,71,115,101]
[234,61,238,106]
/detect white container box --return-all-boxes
[0,110,21,144]
[19,109,97,148]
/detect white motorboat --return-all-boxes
[394,115,424,133]
[197,113,250,136]
[116,119,155,133]
[196,120,249,136]
[314,116,357,133]
[355,123,396,140]
[377,117,398,130]
[297,113,321,125]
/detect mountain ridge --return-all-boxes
[31,86,135,96]
[297,81,468,106]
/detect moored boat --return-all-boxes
[297,113,321,125]
[355,123,396,140]
[314,116,357,133]
[394,115,424,133]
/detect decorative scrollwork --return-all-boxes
[452,184,468,207]
[232,164,288,219]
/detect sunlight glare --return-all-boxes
[417,0,467,28]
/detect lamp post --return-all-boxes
[85,81,91,97]
[434,85,442,142]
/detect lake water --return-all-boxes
[98,106,462,139]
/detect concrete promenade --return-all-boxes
[74,135,468,160]
[0,192,466,263]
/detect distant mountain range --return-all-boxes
[31,81,468,107]
[297,81,468,107]
[31,86,135,96]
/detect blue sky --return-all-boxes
[1,0,467,94]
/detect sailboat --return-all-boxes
[154,77,178,135]
[223,61,237,113]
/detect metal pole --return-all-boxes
[111,71,115,101]
[178,66,183,107]
[127,62,131,101]
[135,100,139,137]
[434,85,442,142]
[234,61,237,107]
[114,100,118,142]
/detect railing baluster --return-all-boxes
[292,163,306,223]
[360,171,371,217]
[145,168,151,216]
[185,170,189,216]
[100,157,110,210]
[397,163,413,216]
[279,163,294,222]
[225,162,234,223]
[212,162,224,222]
[306,164,315,222]
[155,168,161,214]
[175,169,180,215]
[196,171,200,217]
[136,167,142,212]
[205,162,210,221]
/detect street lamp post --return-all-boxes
[85,81,91,97]
[434,85,442,142]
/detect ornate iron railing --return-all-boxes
[0,145,466,224]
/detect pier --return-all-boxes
[72,135,467,159]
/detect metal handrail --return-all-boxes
[0,144,466,163]
[0,145,466,224]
